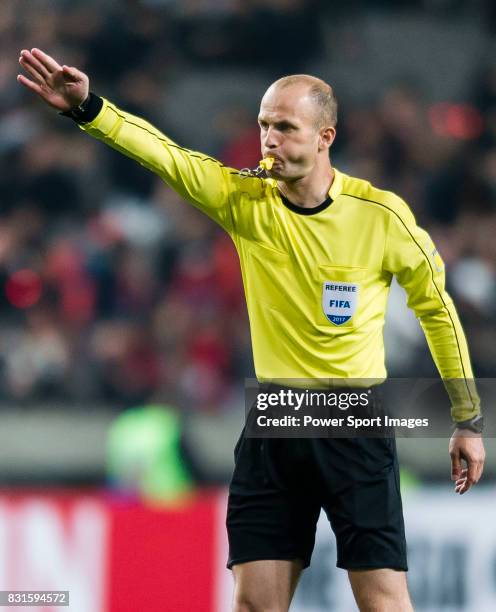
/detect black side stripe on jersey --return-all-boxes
[341,192,477,410]
[108,106,252,179]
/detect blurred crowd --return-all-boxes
[1,0,496,410]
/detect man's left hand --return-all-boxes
[449,429,485,494]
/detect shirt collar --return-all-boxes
[267,166,343,199]
[328,167,343,200]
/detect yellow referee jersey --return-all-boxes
[80,98,479,421]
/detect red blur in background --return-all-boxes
[5,269,43,309]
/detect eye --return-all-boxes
[258,120,268,130]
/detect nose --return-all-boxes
[263,126,278,149]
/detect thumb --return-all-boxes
[451,451,462,481]
[62,65,81,82]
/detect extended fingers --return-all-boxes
[19,55,45,84]
[16,73,43,96]
[19,49,50,81]
[31,48,62,73]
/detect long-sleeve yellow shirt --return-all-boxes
[79,96,480,421]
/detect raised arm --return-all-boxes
[17,48,247,232]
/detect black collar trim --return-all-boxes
[279,192,333,215]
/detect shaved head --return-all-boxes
[267,74,338,129]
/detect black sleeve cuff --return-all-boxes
[60,92,103,124]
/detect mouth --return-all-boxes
[263,156,283,170]
[258,155,283,174]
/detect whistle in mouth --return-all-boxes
[259,157,275,171]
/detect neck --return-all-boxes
[278,164,335,208]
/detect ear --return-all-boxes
[318,126,336,151]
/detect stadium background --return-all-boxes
[1,0,496,610]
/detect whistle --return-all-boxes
[258,157,275,171]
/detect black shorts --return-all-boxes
[226,431,408,571]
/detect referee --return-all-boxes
[18,48,485,612]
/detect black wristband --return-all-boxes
[455,415,484,433]
[60,92,103,124]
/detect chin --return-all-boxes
[269,171,301,184]
[267,167,290,181]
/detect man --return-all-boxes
[18,48,485,612]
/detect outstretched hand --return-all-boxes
[17,48,89,112]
